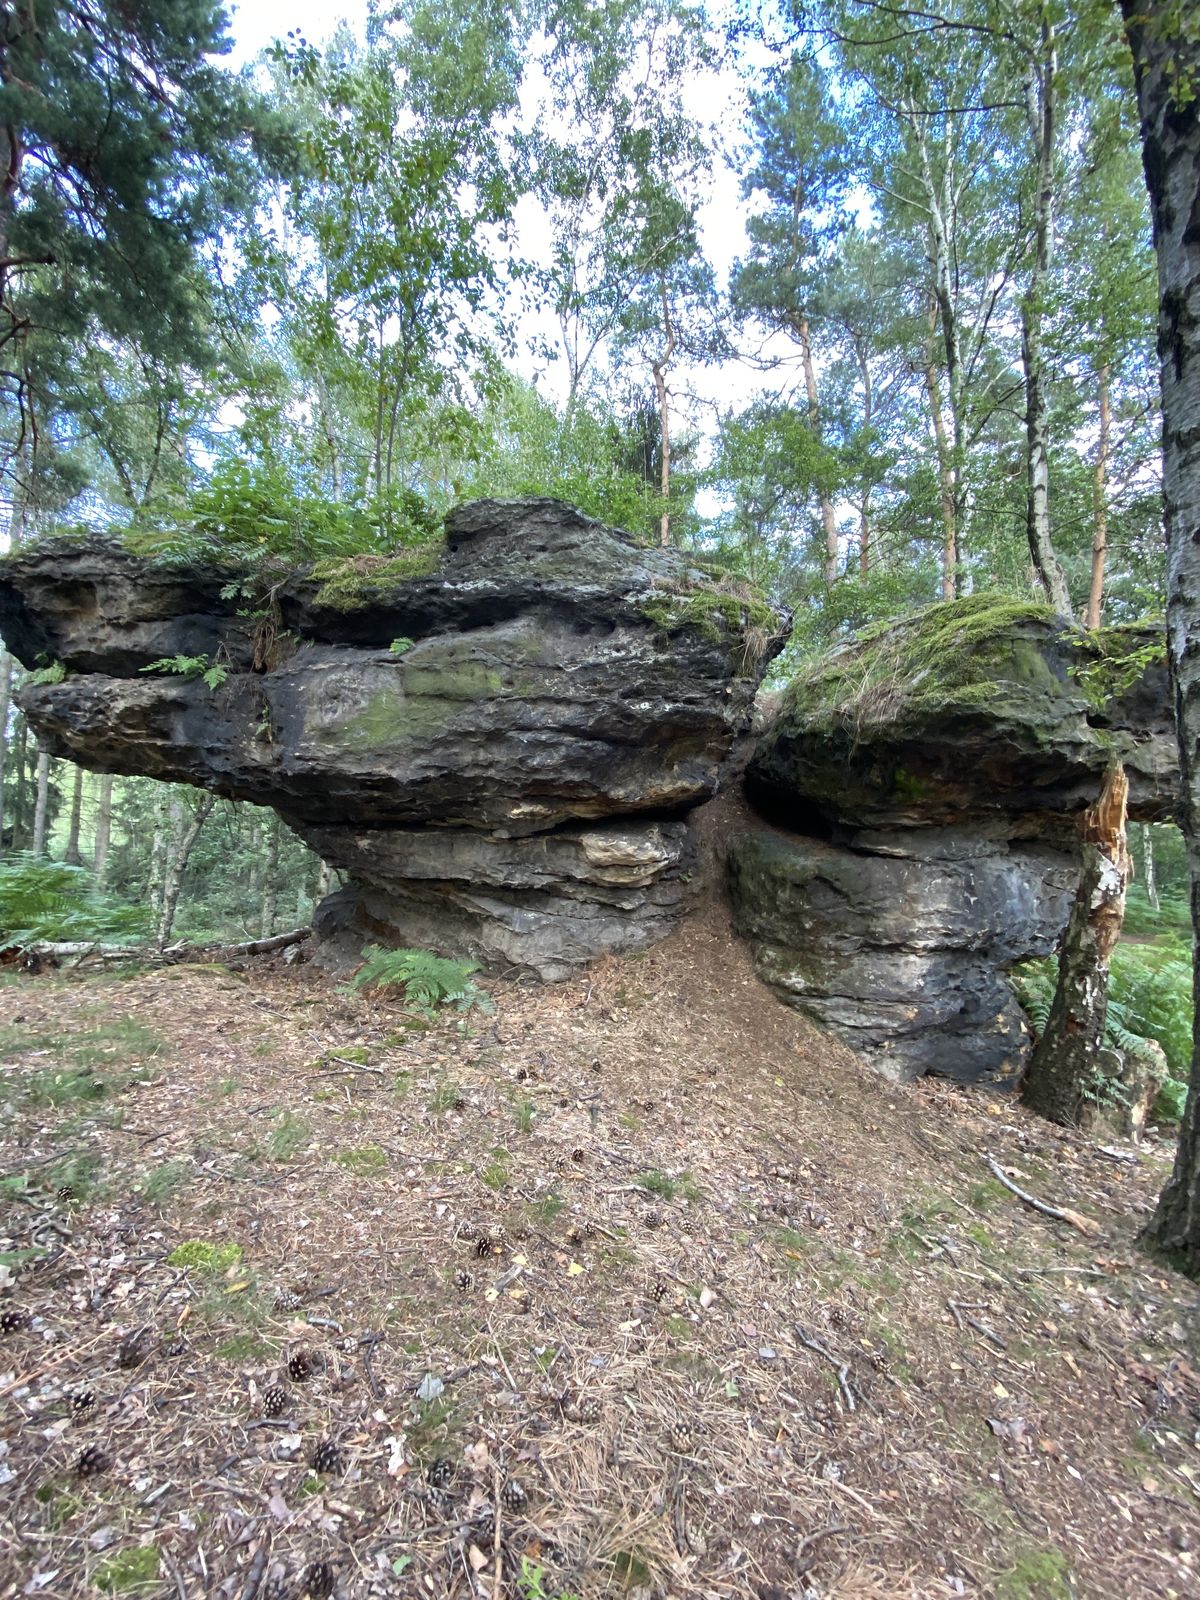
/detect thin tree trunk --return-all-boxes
[859,499,871,578]
[156,794,215,949]
[63,765,84,866]
[1022,764,1131,1125]
[924,309,958,600]
[315,860,335,902]
[147,789,171,919]
[795,315,839,582]
[1123,0,1200,1268]
[0,649,13,852]
[260,813,280,939]
[1141,821,1160,912]
[1086,361,1111,629]
[1022,12,1072,619]
[93,774,113,886]
[31,747,50,855]
[653,286,677,549]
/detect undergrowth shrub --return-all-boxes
[0,853,150,952]
[349,946,493,1016]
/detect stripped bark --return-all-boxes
[1022,764,1131,1126]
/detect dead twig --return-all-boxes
[948,1299,1008,1351]
[984,1156,1101,1237]
[794,1324,856,1412]
[236,1534,271,1600]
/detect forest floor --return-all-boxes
[1,912,1198,1600]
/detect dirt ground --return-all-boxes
[1,912,1198,1600]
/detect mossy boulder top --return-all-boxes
[749,598,1177,837]
[1,498,787,836]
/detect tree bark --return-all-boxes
[31,747,50,855]
[1022,764,1132,1126]
[1021,12,1072,620]
[0,649,14,852]
[1086,360,1111,629]
[653,284,677,548]
[1141,821,1160,912]
[925,355,958,600]
[1121,0,1200,1268]
[795,315,839,582]
[260,813,280,939]
[156,794,215,949]
[63,765,84,866]
[93,774,113,885]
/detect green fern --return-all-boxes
[349,946,492,1015]
[0,854,150,952]
[140,654,228,690]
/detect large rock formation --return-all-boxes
[730,600,1177,1082]
[1,498,784,978]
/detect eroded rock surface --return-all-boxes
[731,601,1177,1082]
[1,499,782,977]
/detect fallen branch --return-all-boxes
[794,1324,856,1411]
[984,1156,1100,1237]
[25,926,313,968]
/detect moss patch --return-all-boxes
[311,545,445,610]
[95,1546,160,1592]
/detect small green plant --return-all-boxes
[481,1146,511,1191]
[333,1143,388,1176]
[511,1095,536,1132]
[26,658,66,685]
[517,1557,581,1600]
[427,1078,464,1115]
[167,1239,243,1273]
[349,946,493,1016]
[138,1159,191,1208]
[94,1545,161,1592]
[140,653,229,690]
[266,1110,309,1161]
[389,636,415,654]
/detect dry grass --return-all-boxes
[1,915,1198,1600]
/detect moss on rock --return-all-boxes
[311,545,445,610]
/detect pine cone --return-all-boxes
[570,1147,585,1163]
[650,1279,669,1304]
[311,1438,342,1475]
[453,1269,474,1292]
[262,1385,289,1417]
[303,1561,335,1599]
[501,1477,528,1512]
[56,1184,75,1202]
[869,1348,892,1375]
[274,1288,303,1313]
[583,1220,597,1239]
[164,1339,188,1357]
[571,1395,602,1425]
[669,1419,693,1455]
[288,1349,313,1382]
[643,1209,664,1230]
[76,1444,110,1477]
[69,1389,96,1417]
[475,1237,494,1259]
[0,1307,29,1335]
[427,1457,454,1489]
[261,1579,293,1600]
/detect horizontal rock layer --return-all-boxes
[2,499,783,976]
[737,602,1179,1083]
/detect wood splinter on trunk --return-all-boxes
[1021,763,1154,1130]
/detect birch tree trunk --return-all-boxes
[1140,822,1160,912]
[156,794,215,949]
[1022,764,1131,1125]
[31,748,50,855]
[1122,0,1200,1268]
[0,649,14,852]
[93,775,114,886]
[653,285,676,549]
[260,813,280,939]
[1021,9,1072,620]
[64,766,84,866]
[1086,361,1111,629]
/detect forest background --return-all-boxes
[0,0,1189,1111]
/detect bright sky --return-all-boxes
[222,3,786,445]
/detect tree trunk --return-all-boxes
[63,765,84,866]
[1086,360,1111,629]
[924,310,958,600]
[93,774,113,885]
[260,813,281,939]
[0,649,14,852]
[1140,822,1160,912]
[1021,15,1072,620]
[156,794,215,949]
[1022,764,1132,1125]
[1122,0,1200,1269]
[1023,300,1072,616]
[9,716,28,848]
[796,316,839,582]
[31,747,50,855]
[654,284,677,548]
